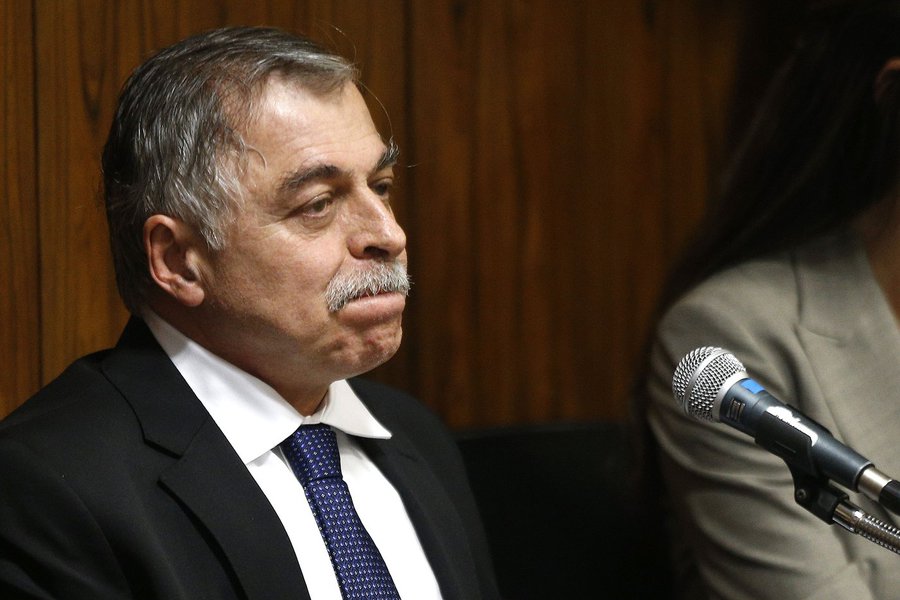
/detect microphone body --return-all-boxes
[673,347,900,514]
[713,372,870,488]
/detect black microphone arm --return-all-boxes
[672,346,900,514]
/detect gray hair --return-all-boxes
[102,26,357,313]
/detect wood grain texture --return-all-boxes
[4,1,798,427]
[35,1,130,385]
[0,0,40,415]
[401,1,746,426]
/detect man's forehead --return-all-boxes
[251,77,353,128]
[240,77,387,164]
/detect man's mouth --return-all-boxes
[325,262,411,312]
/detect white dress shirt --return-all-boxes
[144,312,442,600]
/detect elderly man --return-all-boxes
[0,27,498,600]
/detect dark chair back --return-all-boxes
[457,422,671,599]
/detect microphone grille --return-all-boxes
[672,347,745,421]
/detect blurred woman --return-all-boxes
[639,1,900,598]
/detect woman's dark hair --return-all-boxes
[661,0,900,310]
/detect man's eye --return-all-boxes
[302,196,334,216]
[372,179,393,198]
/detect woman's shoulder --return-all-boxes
[652,243,815,391]
[663,229,867,336]
[663,249,800,336]
[653,230,867,392]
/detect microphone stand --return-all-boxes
[791,469,900,556]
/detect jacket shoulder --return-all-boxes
[1,350,117,432]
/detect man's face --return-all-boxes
[194,78,408,406]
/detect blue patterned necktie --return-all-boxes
[280,424,401,600]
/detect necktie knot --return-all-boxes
[281,424,342,485]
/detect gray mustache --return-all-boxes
[325,261,411,312]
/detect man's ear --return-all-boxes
[143,215,207,307]
[875,57,900,102]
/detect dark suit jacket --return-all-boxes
[0,318,499,600]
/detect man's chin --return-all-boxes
[343,326,404,377]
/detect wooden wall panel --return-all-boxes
[3,1,799,427]
[0,0,39,415]
[36,1,130,385]
[403,1,746,427]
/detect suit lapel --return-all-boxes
[356,431,475,598]
[101,318,309,599]
[158,419,310,600]
[796,234,900,521]
[354,431,479,600]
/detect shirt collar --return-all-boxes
[142,311,391,465]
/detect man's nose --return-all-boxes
[347,192,407,261]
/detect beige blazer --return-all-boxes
[647,229,900,600]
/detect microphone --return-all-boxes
[672,346,900,516]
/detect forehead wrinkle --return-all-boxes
[277,140,398,198]
[278,163,344,195]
